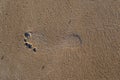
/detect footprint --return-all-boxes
[24,42,32,49]
[23,32,37,53]
[54,33,82,49]
[24,39,27,42]
[70,33,82,44]
[24,32,32,39]
[33,48,37,52]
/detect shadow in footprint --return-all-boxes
[24,39,27,42]
[24,32,31,39]
[33,48,37,52]
[25,43,32,49]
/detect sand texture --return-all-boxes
[0,0,120,80]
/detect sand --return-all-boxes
[0,0,120,80]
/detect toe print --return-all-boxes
[23,31,37,53]
[25,42,32,49]
[24,32,31,39]
[33,48,37,52]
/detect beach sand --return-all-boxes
[0,0,120,80]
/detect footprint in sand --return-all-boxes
[23,32,37,53]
